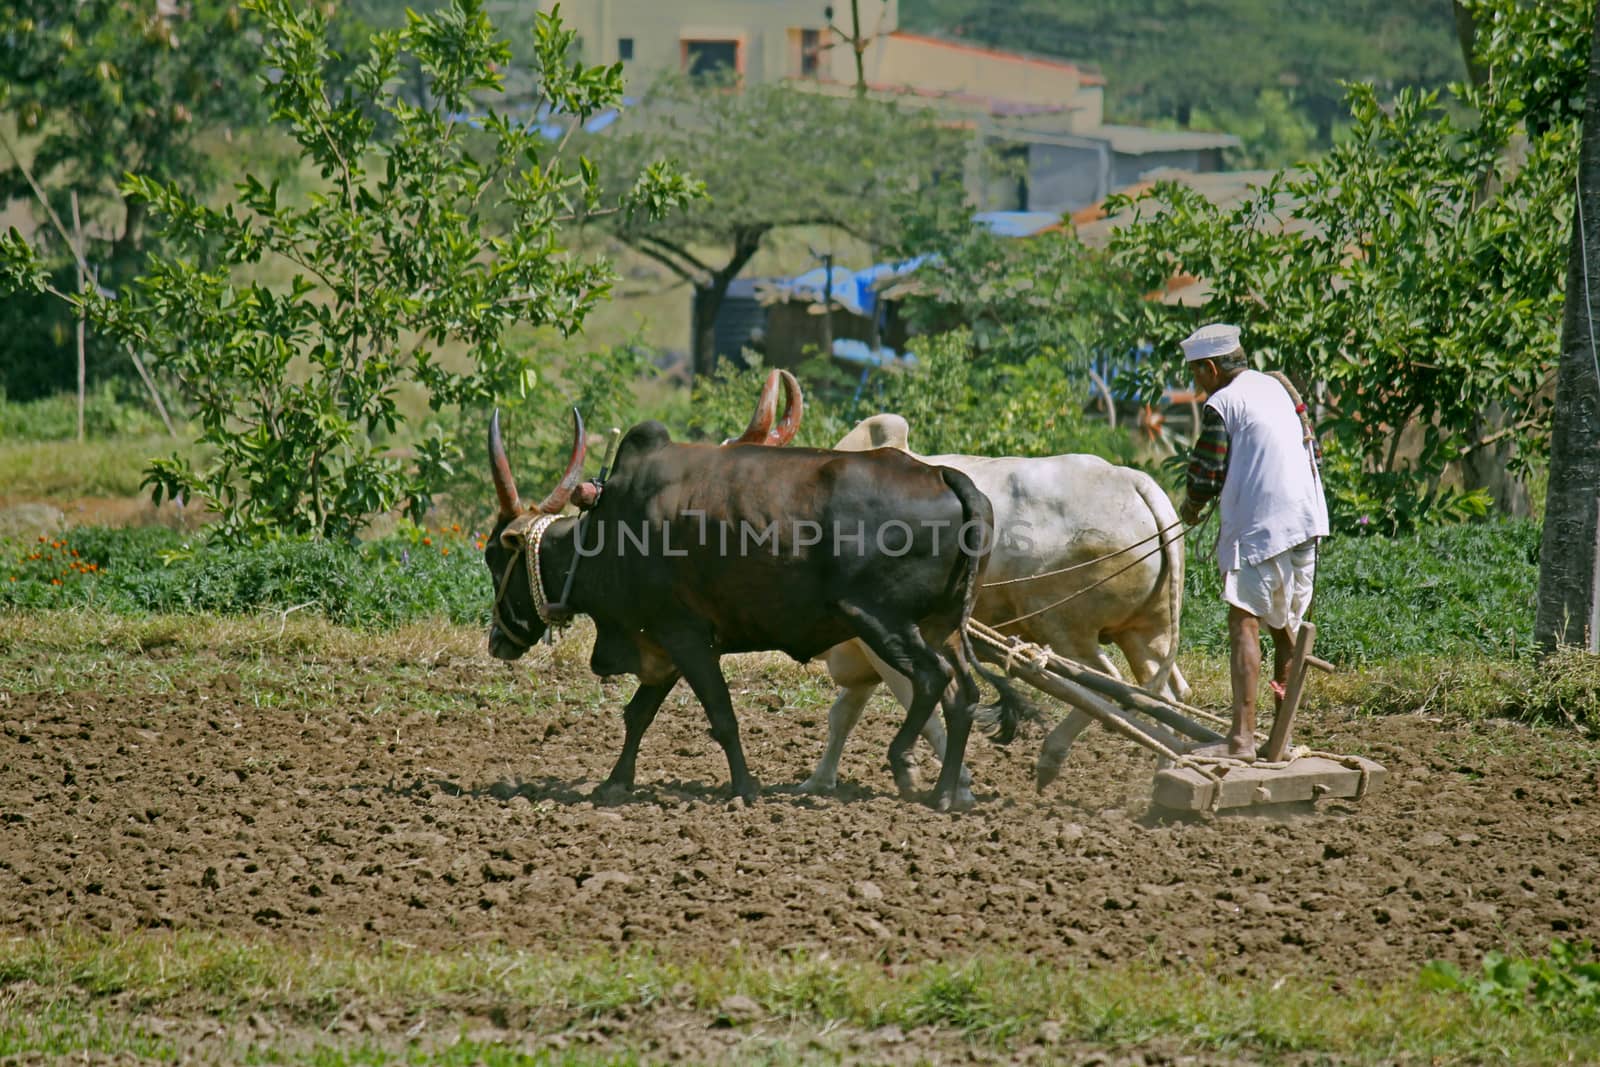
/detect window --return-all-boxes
[617,37,633,61]
[683,39,739,79]
[800,28,820,77]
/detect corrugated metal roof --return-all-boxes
[973,211,1064,237]
[1097,124,1241,154]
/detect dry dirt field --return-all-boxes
[2,622,1598,1062]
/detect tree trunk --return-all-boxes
[691,282,722,379]
[1452,1,1488,90]
[1461,401,1532,516]
[688,228,768,380]
[1535,7,1600,654]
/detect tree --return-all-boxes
[581,78,970,376]
[1102,0,1585,535]
[0,0,262,399]
[889,206,1145,373]
[2,0,699,542]
[1536,1,1600,653]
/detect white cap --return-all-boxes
[1180,323,1242,363]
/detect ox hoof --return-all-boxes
[796,775,838,796]
[932,787,976,813]
[1034,758,1063,793]
[730,780,761,806]
[593,779,633,804]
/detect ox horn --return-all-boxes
[489,409,521,519]
[768,368,803,446]
[535,407,587,514]
[727,369,781,446]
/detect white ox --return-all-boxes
[800,414,1191,794]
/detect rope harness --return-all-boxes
[491,513,565,652]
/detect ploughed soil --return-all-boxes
[1,631,1597,1061]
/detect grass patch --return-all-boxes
[0,434,185,498]
[0,931,1596,1064]
[1,524,491,628]
[1182,519,1540,663]
[0,385,172,441]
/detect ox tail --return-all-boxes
[1132,471,1186,701]
[940,468,1036,746]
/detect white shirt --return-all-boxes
[1204,370,1329,569]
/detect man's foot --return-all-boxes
[1184,741,1257,763]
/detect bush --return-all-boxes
[0,386,168,441]
[686,331,1134,462]
[1423,941,1600,1031]
[1,525,490,630]
[1179,520,1540,664]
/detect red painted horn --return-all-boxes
[489,409,521,519]
[768,369,803,446]
[534,407,587,514]
[727,369,780,445]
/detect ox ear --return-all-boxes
[725,369,780,445]
[489,409,521,520]
[767,369,803,446]
[499,516,531,550]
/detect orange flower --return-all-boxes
[422,536,432,546]
[51,579,61,586]
[441,547,449,555]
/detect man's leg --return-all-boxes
[1227,605,1261,757]
[1267,625,1295,710]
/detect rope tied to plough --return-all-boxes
[985,514,1210,630]
[981,517,1189,586]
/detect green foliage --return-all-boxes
[438,342,657,529]
[0,385,166,441]
[1188,88,1322,169]
[1106,0,1585,533]
[892,221,1145,373]
[1180,520,1540,664]
[592,77,968,255]
[1319,437,1493,536]
[581,77,969,366]
[0,0,262,399]
[0,525,491,629]
[1423,941,1600,1030]
[687,332,1133,462]
[42,1,697,544]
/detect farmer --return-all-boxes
[1177,323,1328,759]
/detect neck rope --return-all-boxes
[492,513,565,649]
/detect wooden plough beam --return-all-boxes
[966,619,1385,813]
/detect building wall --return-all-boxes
[542,0,902,86]
[1025,141,1108,214]
[832,33,1092,114]
[1109,148,1223,188]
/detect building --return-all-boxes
[539,0,1238,214]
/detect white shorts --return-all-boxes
[1222,540,1318,632]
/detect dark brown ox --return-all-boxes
[483,408,1019,811]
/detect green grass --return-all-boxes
[0,434,185,498]
[0,932,1595,1064]
[1181,519,1541,664]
